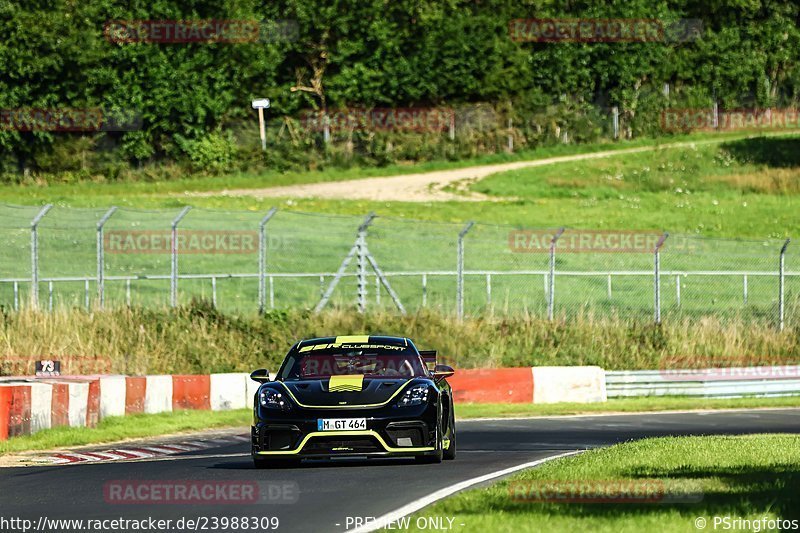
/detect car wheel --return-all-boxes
[443,410,456,461]
[416,423,443,464]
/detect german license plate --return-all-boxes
[317,418,367,431]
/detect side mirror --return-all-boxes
[250,368,271,383]
[432,364,455,381]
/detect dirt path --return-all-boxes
[186,137,766,202]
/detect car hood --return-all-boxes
[276,377,415,407]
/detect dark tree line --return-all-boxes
[1,0,798,178]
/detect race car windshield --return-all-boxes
[280,346,428,380]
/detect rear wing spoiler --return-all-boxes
[419,350,437,371]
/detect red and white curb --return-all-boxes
[33,434,250,465]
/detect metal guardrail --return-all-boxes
[606,366,800,398]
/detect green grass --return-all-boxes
[0,408,251,455]
[471,135,800,237]
[3,306,800,376]
[455,396,800,419]
[0,130,768,208]
[3,396,798,456]
[407,434,800,532]
[1,133,799,320]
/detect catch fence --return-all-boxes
[0,204,795,327]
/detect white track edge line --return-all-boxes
[350,449,584,533]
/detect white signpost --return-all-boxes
[252,98,271,151]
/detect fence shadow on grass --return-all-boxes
[721,137,800,168]
[622,462,800,522]
[481,463,800,523]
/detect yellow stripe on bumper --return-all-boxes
[255,429,435,455]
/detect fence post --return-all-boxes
[457,221,475,320]
[269,276,275,309]
[30,204,53,310]
[96,206,117,309]
[258,207,278,314]
[654,232,669,324]
[170,206,191,308]
[743,274,748,305]
[314,214,375,314]
[779,239,790,331]
[547,227,566,321]
[356,213,376,313]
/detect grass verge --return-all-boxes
[0,408,251,455]
[455,396,800,419]
[2,397,799,456]
[0,131,770,208]
[407,434,800,532]
[3,306,799,376]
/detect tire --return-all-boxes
[415,449,443,464]
[443,408,456,461]
[416,422,444,464]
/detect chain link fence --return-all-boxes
[0,203,795,328]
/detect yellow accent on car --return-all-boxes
[254,430,436,455]
[328,375,364,392]
[443,437,451,449]
[334,335,370,344]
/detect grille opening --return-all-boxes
[259,427,300,450]
[303,436,381,454]
[385,427,425,447]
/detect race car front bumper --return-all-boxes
[251,404,439,459]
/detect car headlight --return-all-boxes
[259,389,290,411]
[396,384,429,407]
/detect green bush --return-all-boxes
[176,132,238,174]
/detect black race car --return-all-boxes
[249,335,456,467]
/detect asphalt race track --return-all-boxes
[1,409,799,533]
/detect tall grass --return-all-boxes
[0,301,798,375]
